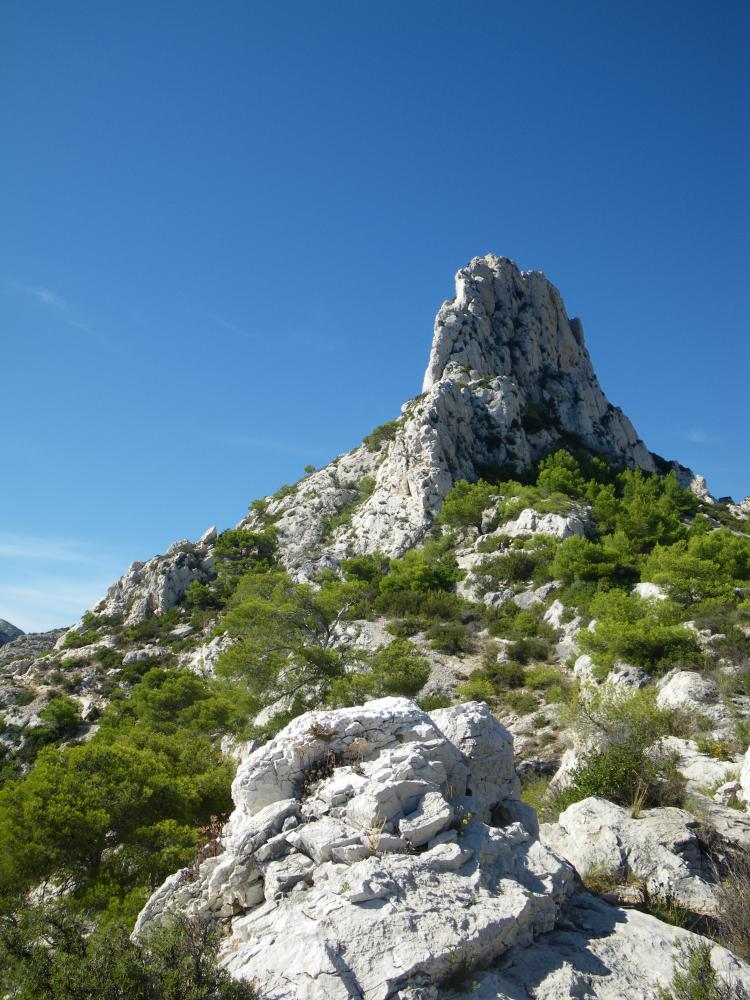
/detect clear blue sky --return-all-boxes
[2,1,749,632]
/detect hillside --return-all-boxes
[1,255,750,999]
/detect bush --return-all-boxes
[561,686,686,810]
[658,940,745,1000]
[578,591,702,673]
[524,664,564,690]
[363,419,401,452]
[716,852,750,961]
[436,479,497,531]
[484,658,525,689]
[504,690,538,715]
[457,676,496,702]
[0,905,260,1000]
[425,622,471,655]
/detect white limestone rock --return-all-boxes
[243,255,681,578]
[177,634,233,677]
[657,671,720,712]
[66,528,217,632]
[541,797,718,915]
[633,581,668,601]
[499,507,591,540]
[441,891,750,1000]
[739,746,750,809]
[135,698,573,998]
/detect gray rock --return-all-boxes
[541,796,718,915]
[441,891,750,1000]
[134,699,572,998]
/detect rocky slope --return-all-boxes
[3,254,750,999]
[239,255,697,581]
[136,699,750,999]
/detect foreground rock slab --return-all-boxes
[136,698,572,999]
[541,796,717,915]
[442,892,750,1000]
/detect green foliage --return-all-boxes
[0,904,260,1000]
[425,621,471,655]
[28,696,82,750]
[363,418,401,452]
[457,676,496,702]
[561,686,686,810]
[436,479,497,531]
[329,640,430,706]
[379,540,461,595]
[504,690,538,715]
[657,940,743,1000]
[578,591,701,672]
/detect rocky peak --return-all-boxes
[255,255,679,577]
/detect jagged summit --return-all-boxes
[76,254,704,616]
[248,255,681,579]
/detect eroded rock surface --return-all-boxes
[243,255,690,579]
[540,796,717,915]
[135,698,572,999]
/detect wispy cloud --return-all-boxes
[211,315,256,340]
[24,285,68,310]
[5,280,107,344]
[0,532,123,632]
[0,533,93,563]
[214,432,330,459]
[685,429,717,445]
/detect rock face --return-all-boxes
[442,891,750,1000]
[246,255,690,579]
[0,619,24,647]
[85,529,217,628]
[541,797,717,915]
[135,698,572,999]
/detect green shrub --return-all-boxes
[508,636,553,665]
[457,677,496,702]
[561,686,686,810]
[0,905,260,1000]
[657,940,743,1000]
[504,690,538,715]
[425,622,471,655]
[484,658,525,689]
[524,664,564,690]
[363,419,401,452]
[437,479,498,531]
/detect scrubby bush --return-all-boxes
[425,622,471,655]
[561,686,686,810]
[0,905,260,1000]
[330,640,430,706]
[437,479,498,531]
[457,676,496,702]
[658,940,744,1000]
[578,590,702,673]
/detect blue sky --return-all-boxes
[2,1,749,632]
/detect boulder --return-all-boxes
[540,796,717,915]
[441,891,750,999]
[135,698,572,998]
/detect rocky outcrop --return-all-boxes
[135,698,572,998]
[541,797,717,915]
[442,891,750,999]
[245,255,688,578]
[79,527,217,629]
[0,619,23,647]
